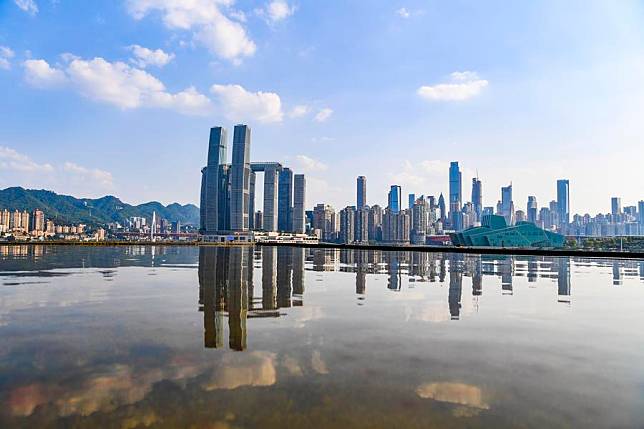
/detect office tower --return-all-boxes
[263,165,279,231]
[388,185,402,214]
[292,174,306,233]
[356,176,367,209]
[408,193,416,210]
[313,204,336,241]
[278,168,293,231]
[438,193,446,224]
[355,207,369,243]
[500,183,514,225]
[527,196,538,224]
[471,177,482,222]
[230,124,251,231]
[639,201,644,227]
[248,170,256,229]
[368,204,383,241]
[200,126,228,234]
[449,162,462,229]
[611,197,622,216]
[556,179,570,227]
[339,206,356,243]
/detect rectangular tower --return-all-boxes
[200,127,228,234]
[278,168,293,231]
[263,165,279,231]
[293,174,306,234]
[556,179,570,227]
[230,125,251,231]
[357,176,367,209]
[448,162,462,229]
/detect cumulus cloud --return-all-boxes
[210,83,283,123]
[128,44,175,68]
[314,107,333,122]
[23,59,67,88]
[294,155,327,172]
[260,0,296,23]
[23,57,211,115]
[417,71,488,101]
[0,46,15,70]
[14,0,38,15]
[127,0,256,63]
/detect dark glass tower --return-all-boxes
[200,127,228,234]
[230,125,251,231]
[357,176,367,209]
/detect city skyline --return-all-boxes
[1,1,644,213]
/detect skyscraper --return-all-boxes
[527,196,538,224]
[200,126,227,234]
[611,197,622,216]
[388,185,401,214]
[230,125,251,231]
[438,193,446,224]
[339,206,356,243]
[449,162,462,229]
[471,177,482,222]
[356,176,367,209]
[500,183,514,225]
[556,179,570,227]
[278,168,293,231]
[408,193,416,210]
[292,174,306,234]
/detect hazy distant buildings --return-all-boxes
[611,197,622,216]
[499,184,514,226]
[471,177,482,223]
[527,196,538,224]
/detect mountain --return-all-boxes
[0,187,199,226]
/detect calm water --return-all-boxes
[1,245,644,428]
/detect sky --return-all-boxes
[0,0,643,215]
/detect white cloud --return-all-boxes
[210,83,283,123]
[417,71,488,101]
[63,162,114,188]
[14,0,38,15]
[0,146,54,173]
[0,47,13,70]
[314,107,333,122]
[23,59,67,88]
[0,146,115,197]
[262,1,295,23]
[396,7,410,18]
[294,155,327,172]
[127,0,256,63]
[128,45,175,68]
[23,57,211,115]
[288,104,310,118]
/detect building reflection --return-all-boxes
[197,246,644,351]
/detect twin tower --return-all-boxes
[200,125,306,240]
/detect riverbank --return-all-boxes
[1,240,643,259]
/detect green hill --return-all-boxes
[0,187,199,226]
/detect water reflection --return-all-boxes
[1,245,644,428]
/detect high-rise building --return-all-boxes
[388,185,401,214]
[639,201,644,227]
[471,177,482,222]
[292,174,306,234]
[30,209,45,233]
[368,205,383,241]
[438,193,446,224]
[356,176,367,209]
[200,127,228,234]
[230,124,251,231]
[355,208,369,243]
[278,168,293,231]
[263,165,279,231]
[382,209,410,243]
[527,196,538,224]
[313,204,336,241]
[500,183,514,225]
[611,197,622,216]
[408,193,416,210]
[339,206,356,243]
[556,179,570,227]
[449,162,462,229]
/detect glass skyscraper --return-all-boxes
[556,179,570,227]
[200,127,227,234]
[449,162,462,230]
[230,125,251,231]
[278,168,293,231]
[471,178,482,222]
[388,185,401,214]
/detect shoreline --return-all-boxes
[1,240,643,259]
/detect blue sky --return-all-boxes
[1,0,643,215]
